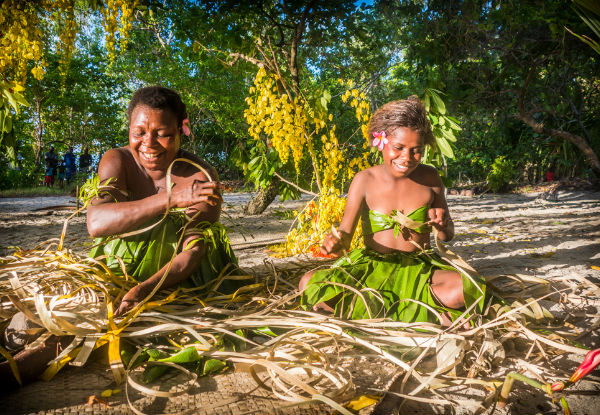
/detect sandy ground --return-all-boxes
[1,190,599,414]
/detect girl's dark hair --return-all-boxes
[367,97,434,146]
[127,86,188,126]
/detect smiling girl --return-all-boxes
[299,98,486,325]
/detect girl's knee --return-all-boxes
[431,270,465,310]
[298,271,315,292]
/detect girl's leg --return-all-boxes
[430,269,465,309]
[298,270,315,292]
[298,271,335,313]
[430,269,473,328]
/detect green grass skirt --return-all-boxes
[301,247,487,323]
[89,213,240,292]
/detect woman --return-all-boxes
[0,86,238,387]
[88,85,238,315]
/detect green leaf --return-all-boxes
[157,346,200,364]
[429,89,446,115]
[440,127,457,142]
[4,114,12,133]
[435,134,455,158]
[423,94,431,112]
[202,358,227,375]
[320,96,328,110]
[2,90,20,114]
[247,156,261,170]
[143,364,168,383]
[444,116,462,131]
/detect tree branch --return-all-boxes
[273,171,318,197]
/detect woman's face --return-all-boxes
[129,105,181,172]
[381,127,424,178]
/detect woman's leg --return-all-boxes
[0,334,74,390]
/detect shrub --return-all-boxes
[486,156,514,193]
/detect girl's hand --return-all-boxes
[427,207,449,230]
[172,180,222,209]
[320,232,347,257]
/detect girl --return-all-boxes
[299,98,486,325]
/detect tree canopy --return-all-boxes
[1,0,598,196]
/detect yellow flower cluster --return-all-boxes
[341,87,371,142]
[55,0,77,78]
[0,1,46,85]
[102,0,121,62]
[275,81,372,256]
[319,127,344,192]
[244,72,374,257]
[119,0,138,50]
[275,192,363,257]
[244,67,308,171]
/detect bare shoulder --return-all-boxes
[356,165,381,184]
[177,149,219,182]
[97,147,131,181]
[413,164,443,187]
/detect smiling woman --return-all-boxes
[0,86,242,388]
[86,86,240,316]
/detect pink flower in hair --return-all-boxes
[182,118,191,136]
[372,131,388,151]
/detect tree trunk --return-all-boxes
[244,178,280,215]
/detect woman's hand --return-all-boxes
[171,180,222,209]
[114,284,150,317]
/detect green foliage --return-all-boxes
[487,156,515,193]
[568,0,600,54]
[4,0,599,200]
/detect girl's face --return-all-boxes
[381,127,424,178]
[129,105,181,172]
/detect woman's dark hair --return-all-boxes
[127,86,188,126]
[367,97,434,146]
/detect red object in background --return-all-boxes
[309,244,337,258]
[545,171,555,182]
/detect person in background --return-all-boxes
[44,145,58,186]
[57,161,66,188]
[44,165,54,187]
[78,147,92,177]
[63,146,76,184]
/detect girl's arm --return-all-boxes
[320,171,367,255]
[428,170,455,242]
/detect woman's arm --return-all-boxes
[115,240,206,315]
[87,150,220,237]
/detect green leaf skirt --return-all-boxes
[301,247,487,323]
[89,213,240,292]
